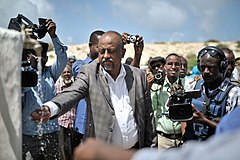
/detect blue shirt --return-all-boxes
[22,37,67,135]
[216,107,240,135]
[72,56,93,134]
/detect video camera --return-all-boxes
[167,86,201,121]
[8,14,48,39]
[8,14,48,87]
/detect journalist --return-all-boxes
[182,46,240,142]
[21,19,67,160]
[150,53,183,149]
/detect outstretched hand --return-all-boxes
[31,105,51,123]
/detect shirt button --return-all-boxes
[109,128,113,132]
[89,123,92,127]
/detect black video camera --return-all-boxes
[8,14,48,39]
[153,70,165,85]
[8,14,48,87]
[168,87,201,121]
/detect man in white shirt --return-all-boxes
[31,31,156,149]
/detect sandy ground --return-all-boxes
[47,41,240,67]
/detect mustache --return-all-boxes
[102,58,113,63]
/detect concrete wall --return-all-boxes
[0,28,24,160]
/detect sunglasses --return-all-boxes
[198,48,225,59]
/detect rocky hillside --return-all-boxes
[47,41,240,67]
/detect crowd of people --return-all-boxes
[19,18,240,160]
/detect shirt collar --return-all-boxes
[163,77,180,88]
[203,78,230,93]
[102,64,126,82]
[85,56,93,63]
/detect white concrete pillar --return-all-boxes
[0,28,24,160]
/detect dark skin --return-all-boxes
[179,56,188,78]
[122,32,144,68]
[98,31,125,80]
[193,54,224,127]
[223,49,235,78]
[199,54,224,90]
[146,61,165,90]
[30,19,61,123]
[31,31,126,122]
[89,33,103,60]
[29,19,57,70]
[164,55,181,84]
[182,53,225,135]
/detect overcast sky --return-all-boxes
[0,0,240,45]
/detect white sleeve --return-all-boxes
[44,101,59,117]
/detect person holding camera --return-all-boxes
[22,19,67,160]
[182,46,240,142]
[122,32,143,68]
[31,31,156,150]
[222,47,240,86]
[146,56,166,89]
[150,53,183,149]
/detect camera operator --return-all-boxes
[22,19,67,160]
[149,53,183,149]
[182,46,240,142]
[146,56,165,91]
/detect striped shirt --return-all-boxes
[56,78,75,128]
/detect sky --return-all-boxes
[0,0,240,45]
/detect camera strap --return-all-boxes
[201,94,210,115]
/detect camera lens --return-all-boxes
[127,35,137,43]
[177,108,186,116]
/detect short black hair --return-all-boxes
[125,57,133,65]
[166,53,181,61]
[89,30,105,44]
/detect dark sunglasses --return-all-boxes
[198,47,226,61]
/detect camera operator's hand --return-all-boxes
[146,68,154,83]
[146,68,154,89]
[31,105,51,123]
[169,84,184,96]
[191,107,217,129]
[46,19,57,38]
